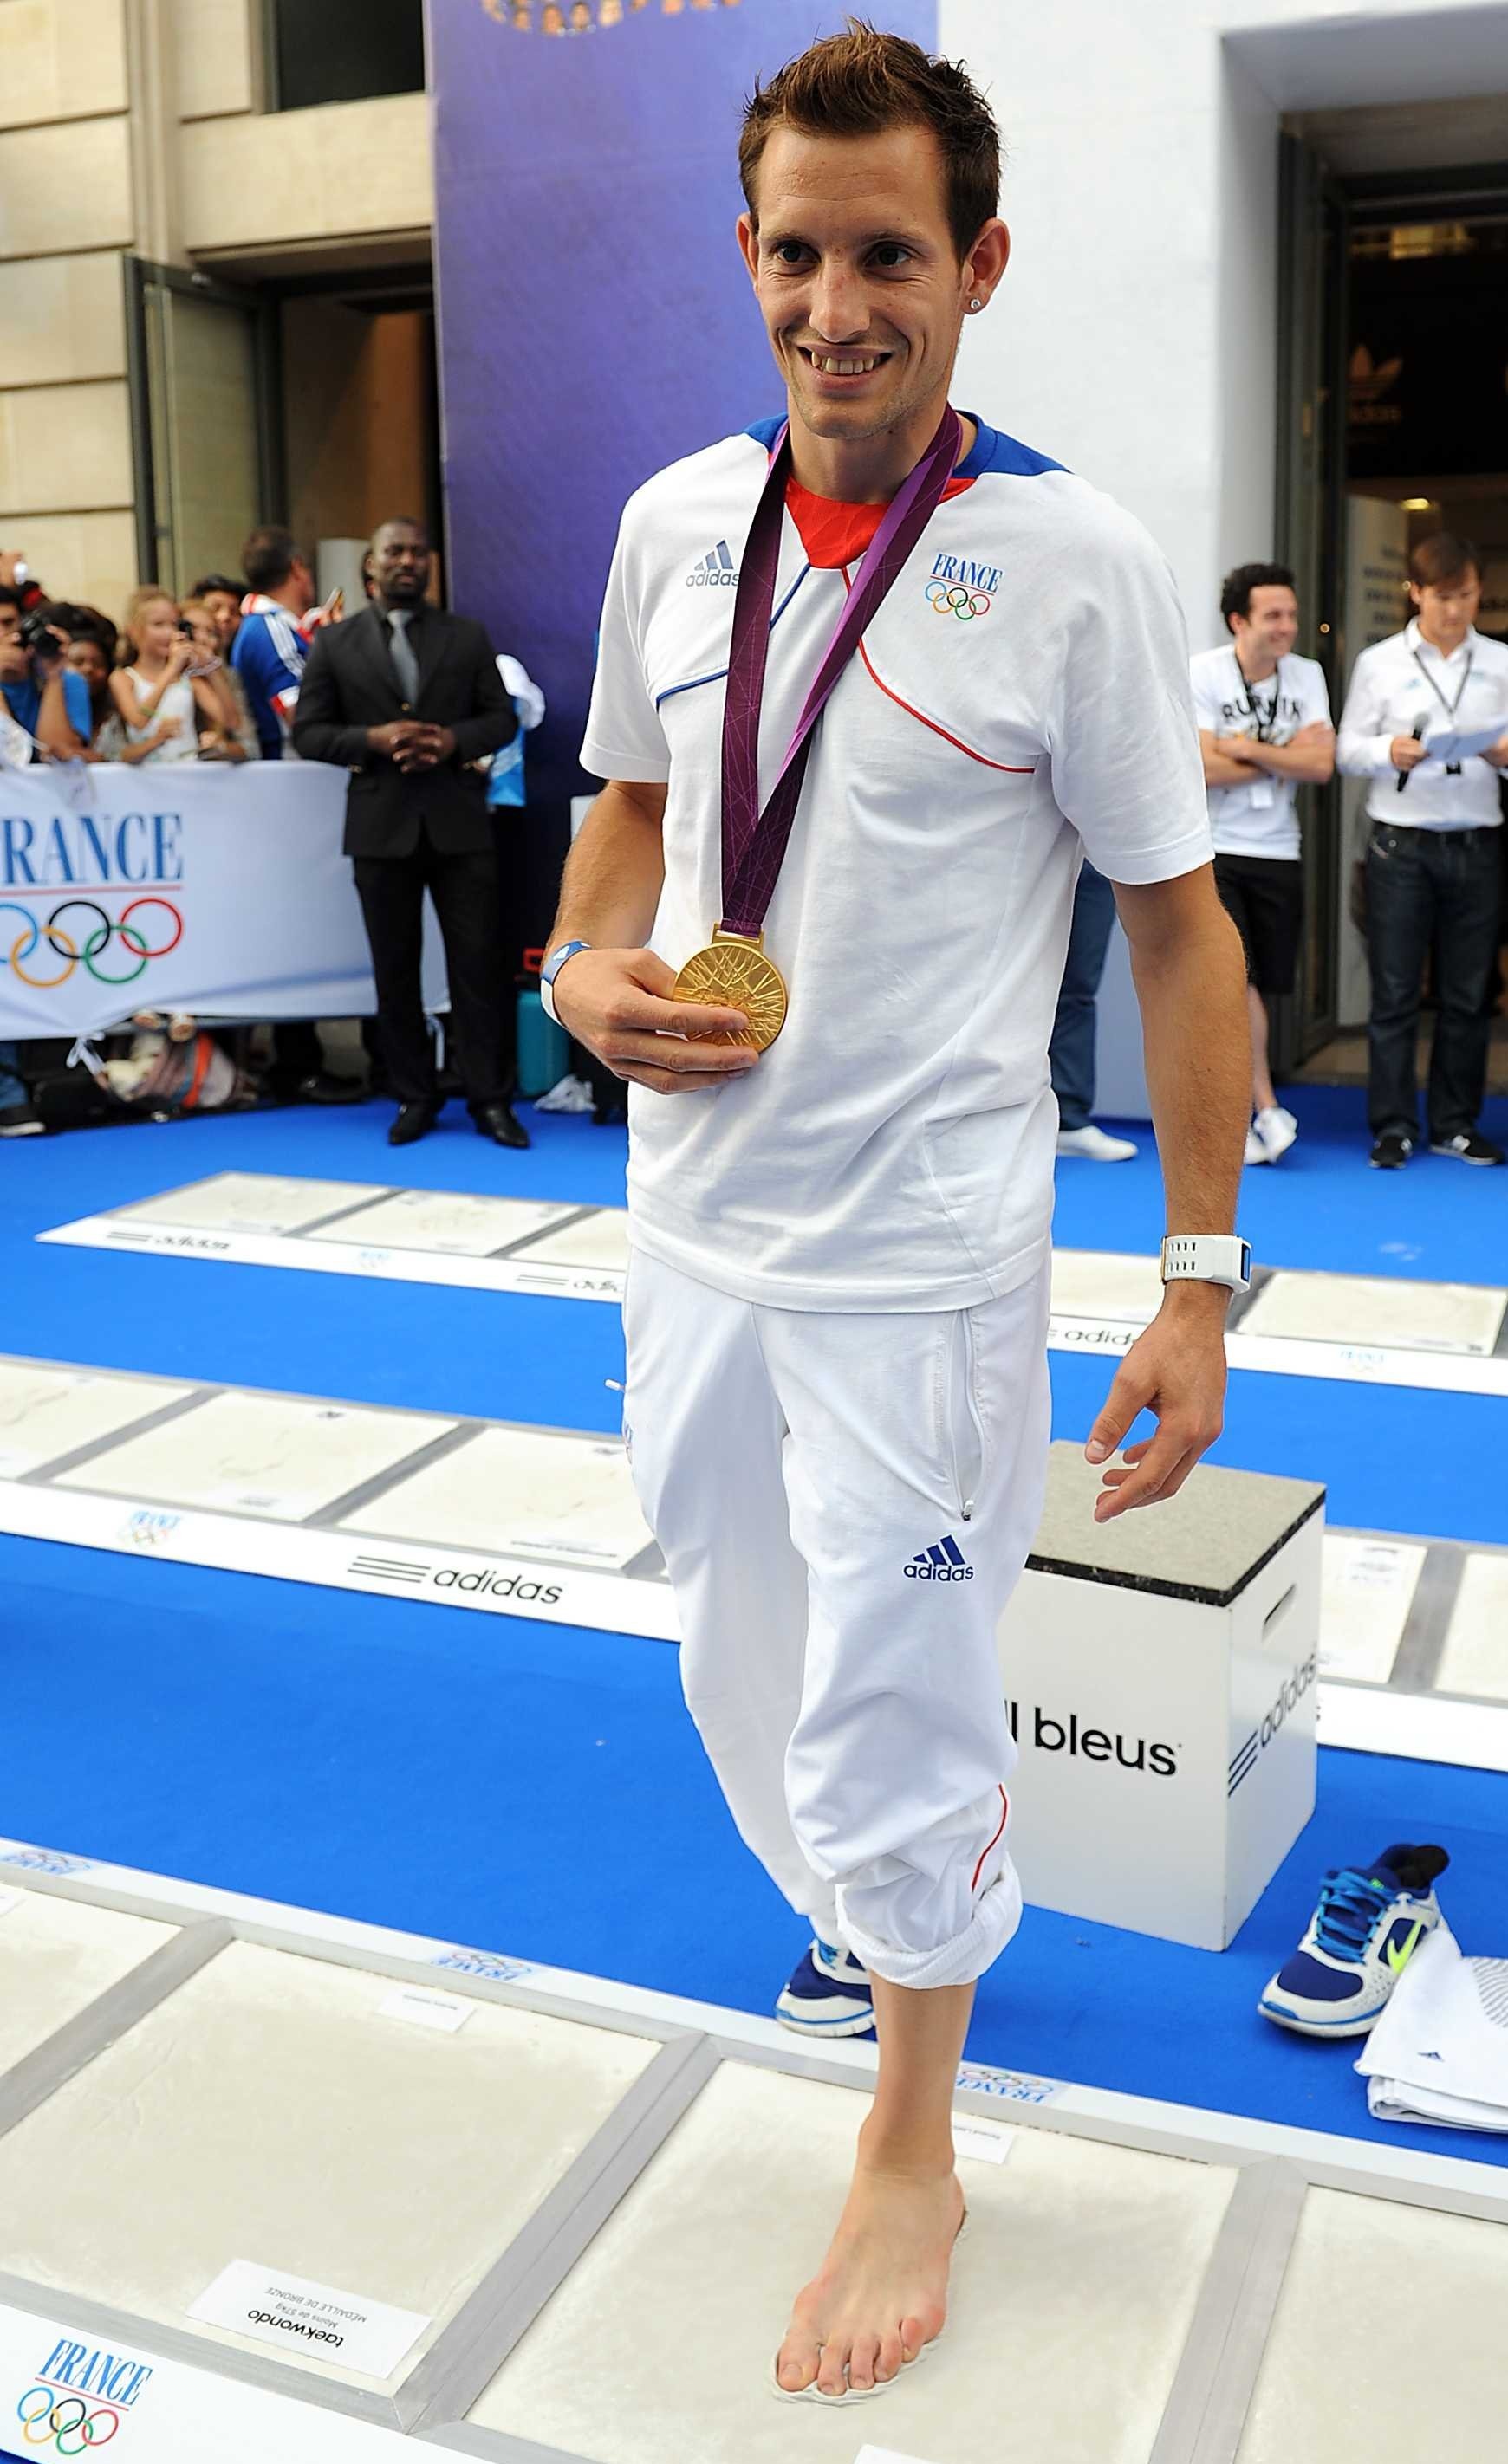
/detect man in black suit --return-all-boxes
[293,517,529,1149]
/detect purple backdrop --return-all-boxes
[427,0,937,886]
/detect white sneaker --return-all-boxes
[1056,1124,1138,1162]
[1251,1105,1298,1163]
[1244,1125,1269,1165]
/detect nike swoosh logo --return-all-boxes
[1385,1920,1425,1974]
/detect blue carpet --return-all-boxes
[1,1082,1504,2164]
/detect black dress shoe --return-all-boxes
[472,1100,530,1150]
[388,1100,442,1148]
[268,1070,366,1107]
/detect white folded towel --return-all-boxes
[1356,1923,1508,2131]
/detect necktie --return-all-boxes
[387,609,420,704]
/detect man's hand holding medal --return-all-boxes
[551,944,759,1096]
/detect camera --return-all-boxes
[18,609,62,659]
[178,619,196,640]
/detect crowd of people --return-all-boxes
[1,522,537,1145]
[3,523,1505,1162]
[1051,534,1508,1173]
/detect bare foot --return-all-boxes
[775,2146,966,2397]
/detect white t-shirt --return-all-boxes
[582,415,1212,1313]
[1188,646,1331,859]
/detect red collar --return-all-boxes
[784,470,976,571]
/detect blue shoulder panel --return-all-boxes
[745,414,786,450]
[956,416,1067,477]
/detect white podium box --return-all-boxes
[1001,1445,1324,1951]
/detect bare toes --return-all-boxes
[776,2331,821,2393]
[874,2328,905,2383]
[848,2333,881,2392]
[900,2312,930,2363]
[816,2338,853,2398]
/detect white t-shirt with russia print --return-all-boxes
[1189,645,1332,860]
[582,414,1213,1313]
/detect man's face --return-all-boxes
[0,603,27,682]
[738,126,986,457]
[203,588,240,647]
[371,525,431,606]
[1412,569,1479,646]
[1232,585,1299,666]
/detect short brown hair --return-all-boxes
[1409,532,1478,591]
[739,17,1001,263]
[241,524,300,594]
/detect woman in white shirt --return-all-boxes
[110,589,246,763]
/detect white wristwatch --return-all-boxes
[1160,1234,1252,1294]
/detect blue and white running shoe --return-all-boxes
[1259,1842,1448,2037]
[776,1939,875,2039]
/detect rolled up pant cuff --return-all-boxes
[838,1856,1024,1992]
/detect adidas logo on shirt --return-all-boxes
[686,540,738,587]
[905,1534,974,1582]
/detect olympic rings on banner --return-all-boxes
[926,580,992,621]
[2,898,181,986]
[16,2387,120,2452]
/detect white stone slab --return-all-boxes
[0,1891,176,2078]
[1238,2187,1508,2462]
[314,1189,576,1258]
[117,1173,386,1235]
[342,1425,651,1570]
[1319,1534,1425,1684]
[517,1209,631,1269]
[1242,1269,1507,1357]
[1434,1553,1508,1702]
[1050,1249,1164,1323]
[54,1391,449,1522]
[0,1939,656,2391]
[471,2059,1236,2464]
[0,1362,192,1477]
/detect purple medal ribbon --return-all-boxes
[718,405,965,939]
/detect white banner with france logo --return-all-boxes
[0,762,446,1041]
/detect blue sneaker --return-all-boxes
[1259,1843,1449,2038]
[775,1938,875,2039]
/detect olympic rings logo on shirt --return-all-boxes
[16,2389,120,2453]
[926,580,993,621]
[1,897,183,989]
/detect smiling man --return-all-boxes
[544,18,1251,2405]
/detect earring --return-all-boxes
[969,298,982,312]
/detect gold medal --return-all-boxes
[672,929,789,1051]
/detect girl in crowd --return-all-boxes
[182,598,258,758]
[110,588,246,762]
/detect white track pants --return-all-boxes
[622,1250,1051,1990]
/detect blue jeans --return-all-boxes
[0,1041,26,1112]
[1049,862,1118,1131]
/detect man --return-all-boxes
[1048,861,1138,1161]
[228,528,358,1105]
[543,22,1249,2403]
[190,574,245,658]
[1192,563,1335,1164]
[293,518,528,1148]
[0,588,90,760]
[1337,533,1508,1169]
[231,526,317,762]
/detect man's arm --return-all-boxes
[289,633,373,768]
[1200,723,1334,786]
[548,781,758,1096]
[1233,723,1335,784]
[1336,657,1409,776]
[36,664,85,760]
[1083,865,1249,1521]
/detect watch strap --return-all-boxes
[1160,1233,1252,1293]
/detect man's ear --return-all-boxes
[737,211,760,289]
